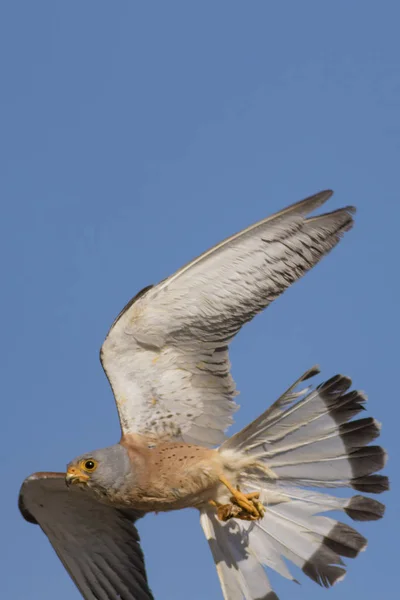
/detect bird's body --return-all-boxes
[67,436,267,513]
[19,190,388,600]
[111,436,222,511]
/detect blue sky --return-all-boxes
[2,2,398,599]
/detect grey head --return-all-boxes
[66,443,135,504]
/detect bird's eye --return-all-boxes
[80,459,98,472]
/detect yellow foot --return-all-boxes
[214,476,265,521]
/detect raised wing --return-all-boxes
[19,473,153,600]
[101,190,355,446]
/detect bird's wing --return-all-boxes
[19,472,154,600]
[101,190,355,446]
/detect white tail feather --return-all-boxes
[201,369,387,599]
[200,509,278,600]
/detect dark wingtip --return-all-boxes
[313,189,334,201]
[302,365,321,381]
[344,205,357,215]
[282,190,334,219]
[18,489,37,524]
[312,189,334,204]
[18,472,66,524]
[304,189,334,204]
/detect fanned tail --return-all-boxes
[200,369,388,599]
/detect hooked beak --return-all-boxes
[66,466,90,487]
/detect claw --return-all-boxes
[216,476,265,521]
[217,503,243,521]
[230,489,259,517]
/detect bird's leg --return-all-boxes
[216,475,265,521]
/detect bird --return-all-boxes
[19,189,388,600]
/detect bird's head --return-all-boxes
[66,444,133,501]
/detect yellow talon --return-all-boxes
[217,476,265,521]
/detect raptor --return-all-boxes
[19,190,388,600]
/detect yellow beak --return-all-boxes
[66,466,90,486]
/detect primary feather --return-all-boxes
[19,473,153,600]
[100,190,355,445]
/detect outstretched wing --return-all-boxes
[101,190,355,446]
[19,473,153,600]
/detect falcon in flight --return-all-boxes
[19,190,388,600]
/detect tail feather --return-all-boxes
[222,372,387,491]
[255,509,346,586]
[255,484,386,521]
[200,510,278,600]
[263,502,367,559]
[223,376,367,456]
[202,369,388,599]
[258,417,381,464]
[268,444,386,486]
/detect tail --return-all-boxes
[200,368,388,599]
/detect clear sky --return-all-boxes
[2,2,398,599]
